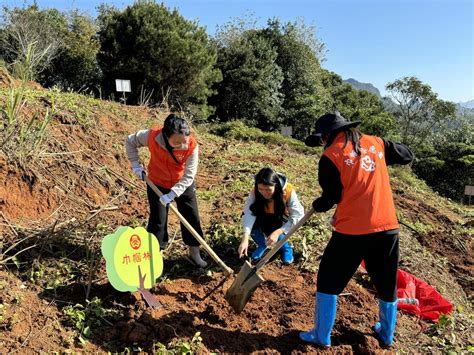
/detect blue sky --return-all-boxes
[2,0,473,102]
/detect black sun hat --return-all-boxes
[305,112,361,147]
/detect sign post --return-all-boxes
[281,126,293,137]
[115,79,131,105]
[464,185,474,205]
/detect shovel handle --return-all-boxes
[144,176,233,276]
[254,208,314,271]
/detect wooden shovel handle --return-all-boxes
[254,208,314,271]
[144,176,233,275]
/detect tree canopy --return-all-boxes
[211,28,283,130]
[386,76,457,151]
[97,1,221,117]
[40,11,101,92]
[0,4,64,81]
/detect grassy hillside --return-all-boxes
[0,83,472,353]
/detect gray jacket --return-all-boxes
[125,129,198,197]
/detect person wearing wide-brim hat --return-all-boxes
[300,112,414,348]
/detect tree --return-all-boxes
[386,77,470,200]
[40,11,101,92]
[413,143,473,200]
[386,76,456,151]
[436,109,473,145]
[211,29,283,130]
[259,19,329,138]
[412,109,474,200]
[0,4,64,81]
[97,1,221,118]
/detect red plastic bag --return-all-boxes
[361,261,453,322]
[396,268,453,322]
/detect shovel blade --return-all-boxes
[225,260,265,313]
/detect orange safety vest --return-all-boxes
[257,183,294,216]
[147,128,197,189]
[323,133,399,235]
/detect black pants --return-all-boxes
[317,231,399,302]
[146,183,203,248]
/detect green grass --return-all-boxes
[0,87,53,166]
[63,296,121,344]
[206,121,320,154]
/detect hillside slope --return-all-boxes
[0,84,472,353]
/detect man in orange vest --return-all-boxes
[125,114,207,267]
[300,112,413,348]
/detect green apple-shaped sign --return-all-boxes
[101,226,163,293]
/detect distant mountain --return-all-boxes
[458,99,474,109]
[456,103,474,116]
[344,78,381,98]
[381,96,398,112]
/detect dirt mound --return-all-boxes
[0,66,43,90]
[0,271,100,353]
[0,104,153,224]
[0,67,14,88]
[0,166,61,221]
[90,264,435,353]
[395,193,474,296]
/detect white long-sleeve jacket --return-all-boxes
[241,173,304,236]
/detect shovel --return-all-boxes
[144,176,233,276]
[225,208,314,313]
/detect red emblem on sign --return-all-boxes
[130,234,141,250]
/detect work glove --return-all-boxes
[160,191,177,206]
[131,161,145,180]
[328,214,335,226]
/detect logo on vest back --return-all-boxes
[361,155,376,172]
[342,146,380,171]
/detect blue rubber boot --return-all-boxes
[250,229,267,262]
[372,299,397,347]
[299,292,337,347]
[278,233,294,264]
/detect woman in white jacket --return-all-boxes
[238,167,304,264]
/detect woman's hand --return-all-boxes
[266,229,283,246]
[238,234,250,258]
